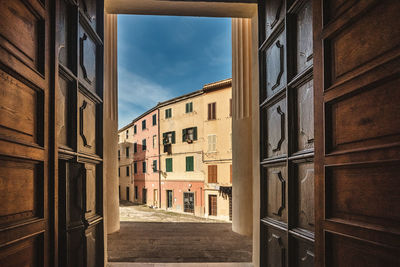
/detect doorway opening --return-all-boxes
[108,14,251,264]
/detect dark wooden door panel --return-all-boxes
[314,0,400,266]
[56,0,104,266]
[259,0,314,265]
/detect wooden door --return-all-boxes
[259,0,315,266]
[0,0,50,266]
[313,0,400,266]
[142,188,147,204]
[56,0,104,266]
[209,195,217,216]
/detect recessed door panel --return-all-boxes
[314,0,400,265]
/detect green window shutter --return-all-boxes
[166,158,173,172]
[182,129,187,142]
[185,103,188,113]
[186,156,194,171]
[193,127,197,140]
[153,160,157,172]
[172,131,176,144]
[162,133,167,144]
[190,102,193,112]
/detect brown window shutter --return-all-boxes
[208,103,211,120]
[213,103,216,119]
[208,165,217,183]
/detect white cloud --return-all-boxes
[118,67,174,128]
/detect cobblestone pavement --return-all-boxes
[119,201,225,223]
[107,202,252,263]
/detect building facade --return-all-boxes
[118,108,160,206]
[158,90,205,216]
[202,80,233,221]
[117,79,232,221]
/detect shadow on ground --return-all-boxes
[108,222,252,263]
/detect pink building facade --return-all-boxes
[118,107,160,206]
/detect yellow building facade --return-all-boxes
[202,79,233,221]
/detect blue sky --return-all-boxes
[118,15,232,128]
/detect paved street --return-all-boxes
[119,201,225,223]
[107,202,252,263]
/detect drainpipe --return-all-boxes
[157,108,161,208]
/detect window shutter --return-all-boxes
[172,131,176,144]
[162,133,167,144]
[208,104,211,120]
[213,103,216,119]
[166,158,173,172]
[182,129,187,142]
[193,127,197,140]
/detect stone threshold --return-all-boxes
[108,263,253,267]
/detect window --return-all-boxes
[208,165,217,183]
[186,156,194,172]
[118,150,120,160]
[185,102,193,113]
[126,166,130,176]
[125,147,129,158]
[208,135,217,152]
[153,160,157,172]
[142,120,146,130]
[182,127,197,142]
[167,190,173,208]
[118,167,120,177]
[135,186,138,199]
[165,108,172,118]
[166,158,173,172]
[208,102,216,120]
[142,139,146,151]
[134,125,137,134]
[126,130,129,138]
[152,114,157,125]
[152,135,157,148]
[142,162,146,173]
[229,98,232,117]
[134,143,137,153]
[134,162,137,174]
[209,195,217,216]
[162,131,175,144]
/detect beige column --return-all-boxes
[231,18,253,237]
[250,14,260,267]
[104,13,120,236]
